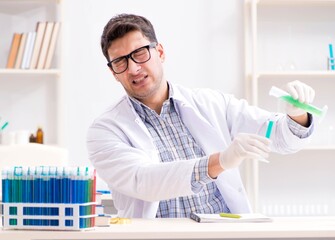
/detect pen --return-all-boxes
[219,213,241,219]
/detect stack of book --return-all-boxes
[6,21,61,70]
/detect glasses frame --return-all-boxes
[107,42,157,74]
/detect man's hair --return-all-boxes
[101,14,158,62]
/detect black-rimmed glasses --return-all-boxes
[107,42,157,74]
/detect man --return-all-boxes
[87,14,315,218]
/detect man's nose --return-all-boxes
[127,58,141,73]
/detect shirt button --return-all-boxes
[238,187,243,193]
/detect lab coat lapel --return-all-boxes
[173,99,227,154]
[122,97,157,152]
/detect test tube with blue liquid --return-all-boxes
[254,118,274,164]
[2,167,10,203]
[14,167,23,203]
[28,166,35,203]
[21,167,28,203]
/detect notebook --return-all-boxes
[190,212,272,223]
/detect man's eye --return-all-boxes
[133,48,146,56]
[113,58,126,67]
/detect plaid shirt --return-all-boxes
[130,94,230,218]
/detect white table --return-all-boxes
[0,217,335,240]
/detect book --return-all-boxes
[23,31,36,69]
[37,21,54,69]
[6,33,22,68]
[14,33,27,69]
[95,215,112,227]
[29,21,47,69]
[44,22,60,69]
[190,212,272,223]
[21,32,33,69]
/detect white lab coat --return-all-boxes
[87,83,310,218]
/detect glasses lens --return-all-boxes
[131,47,150,64]
[111,57,128,74]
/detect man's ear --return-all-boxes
[157,43,165,63]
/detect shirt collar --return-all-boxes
[129,82,176,117]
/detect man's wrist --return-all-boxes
[208,152,224,178]
[288,112,310,127]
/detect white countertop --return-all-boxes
[0,216,335,240]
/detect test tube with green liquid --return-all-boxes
[269,86,328,118]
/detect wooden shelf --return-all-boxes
[256,71,335,79]
[246,71,335,83]
[0,69,60,76]
[257,0,335,7]
[0,0,59,2]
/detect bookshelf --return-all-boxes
[244,0,335,216]
[0,0,64,146]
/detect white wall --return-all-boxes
[62,0,244,188]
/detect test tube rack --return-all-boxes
[1,166,97,230]
[2,202,96,230]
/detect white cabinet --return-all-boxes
[244,0,335,216]
[0,0,64,145]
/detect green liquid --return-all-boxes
[265,120,274,139]
[280,95,323,116]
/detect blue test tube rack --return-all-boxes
[1,166,97,231]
